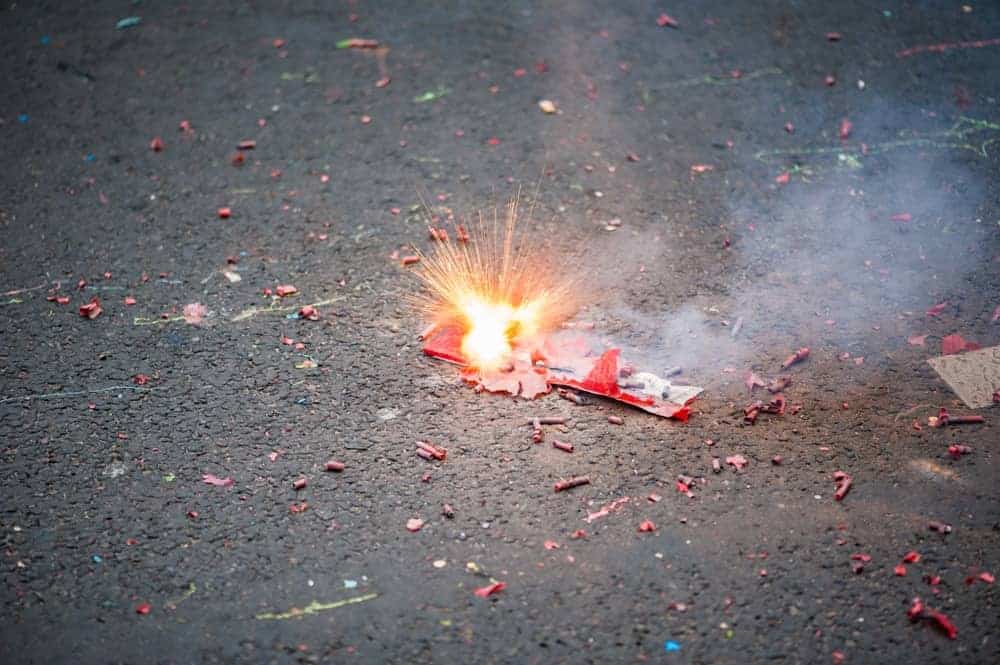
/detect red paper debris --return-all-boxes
[978,572,995,584]
[406,518,424,532]
[474,581,506,597]
[584,497,629,523]
[135,602,151,615]
[132,374,150,385]
[183,302,207,325]
[907,334,927,346]
[894,564,907,577]
[275,285,298,297]
[941,333,980,355]
[890,212,912,222]
[298,305,319,321]
[325,460,345,472]
[903,551,921,563]
[637,520,656,533]
[725,454,748,470]
[926,302,948,317]
[293,477,307,491]
[571,529,587,539]
[839,119,852,139]
[826,32,842,41]
[543,540,560,550]
[947,444,972,459]
[124,296,136,306]
[79,298,102,319]
[149,137,164,152]
[781,347,810,369]
[927,611,957,639]
[217,207,231,219]
[907,597,924,621]
[656,13,679,28]
[833,471,852,501]
[202,473,233,487]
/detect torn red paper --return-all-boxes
[79,298,102,319]
[423,327,697,420]
[183,303,207,325]
[725,454,748,471]
[202,473,233,487]
[940,333,980,355]
[474,581,506,597]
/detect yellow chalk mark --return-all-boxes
[255,592,378,620]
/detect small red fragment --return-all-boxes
[978,572,995,584]
[360,115,372,125]
[543,540,560,550]
[656,13,679,28]
[149,137,164,152]
[907,597,924,621]
[293,477,307,491]
[289,502,308,513]
[825,74,836,86]
[237,139,257,150]
[833,471,852,501]
[947,444,972,459]
[894,564,907,577]
[132,374,150,385]
[775,171,790,185]
[298,305,319,321]
[186,510,198,519]
[135,602,151,615]
[637,520,656,533]
[325,460,345,472]
[554,476,590,492]
[826,32,842,41]
[486,137,501,146]
[231,151,245,166]
[400,255,420,266]
[771,455,783,465]
[839,119,852,140]
[406,518,424,532]
[926,302,948,317]
[275,284,298,297]
[725,454,748,471]
[202,473,234,487]
[890,212,912,222]
[124,296,136,306]
[903,551,921,564]
[626,152,640,162]
[375,77,391,88]
[218,207,231,219]
[474,581,506,597]
[79,298,102,320]
[927,611,957,639]
[570,529,587,539]
[513,67,526,77]
[784,122,794,133]
[941,333,980,355]
[781,347,810,369]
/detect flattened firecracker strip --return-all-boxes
[255,593,378,620]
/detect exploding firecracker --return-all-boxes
[414,195,701,419]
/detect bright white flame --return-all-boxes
[459,295,541,369]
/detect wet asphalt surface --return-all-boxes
[1,1,999,664]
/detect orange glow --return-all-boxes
[412,193,577,370]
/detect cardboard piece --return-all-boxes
[927,345,1000,409]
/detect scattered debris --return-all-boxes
[79,298,102,319]
[725,455,748,471]
[781,348,810,369]
[552,440,574,453]
[116,16,142,30]
[538,99,557,114]
[833,471,852,501]
[928,520,952,534]
[554,476,590,493]
[473,581,506,597]
[656,13,679,28]
[202,473,233,487]
[416,441,447,460]
[406,518,424,532]
[638,520,656,533]
[929,407,984,427]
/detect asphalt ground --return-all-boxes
[1,2,998,663]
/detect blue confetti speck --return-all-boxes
[665,640,681,652]
[84,153,95,162]
[40,35,51,45]
[18,114,29,124]
[883,9,892,18]
[92,554,103,563]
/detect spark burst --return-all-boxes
[413,193,578,370]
